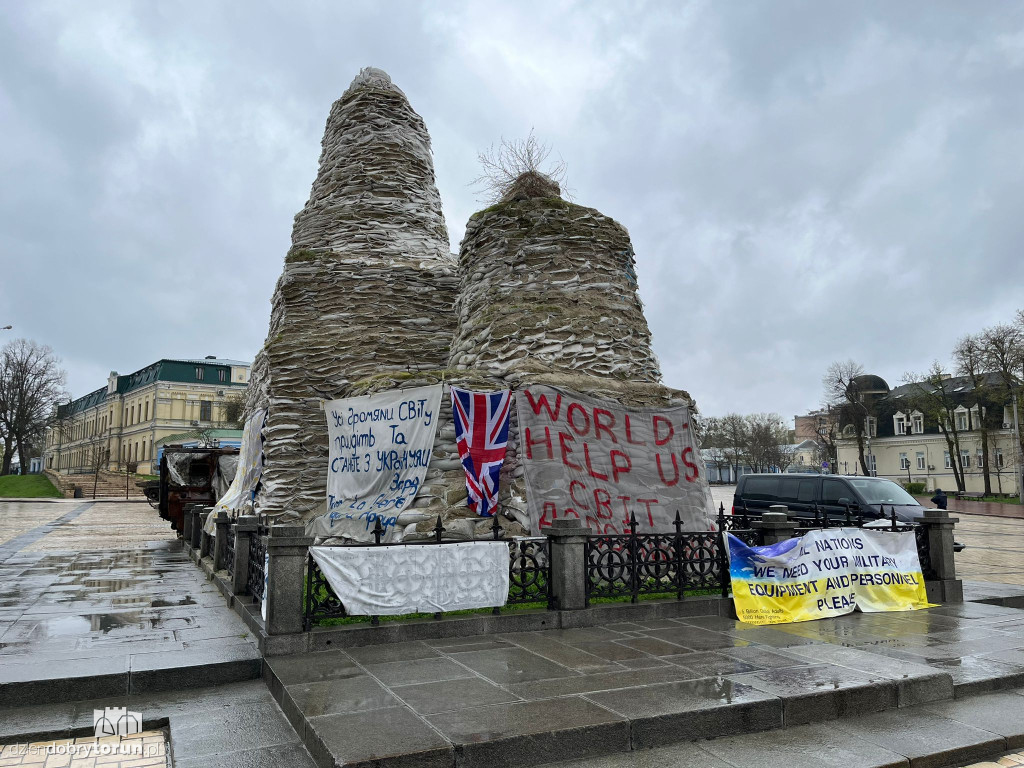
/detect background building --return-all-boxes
[43,357,249,477]
[835,372,1021,495]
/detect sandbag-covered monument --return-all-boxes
[245,66,715,540]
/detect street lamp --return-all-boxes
[1,326,11,331]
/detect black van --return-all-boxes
[733,473,925,522]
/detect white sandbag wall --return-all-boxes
[248,67,457,521]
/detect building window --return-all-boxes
[997,449,1004,468]
[977,451,984,468]
[200,400,212,421]
[196,367,204,381]
[867,454,877,476]
[144,400,149,421]
[956,410,969,431]
[866,417,877,437]
[218,369,226,382]
[961,450,971,468]
[916,452,925,470]
[899,452,909,470]
[944,451,951,469]
[142,440,147,460]
[895,415,907,435]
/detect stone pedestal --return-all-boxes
[265,524,314,635]
[546,519,589,610]
[752,506,798,545]
[920,509,963,603]
[232,516,257,595]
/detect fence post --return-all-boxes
[546,519,589,610]
[753,505,798,545]
[919,509,963,603]
[265,523,314,635]
[232,515,257,595]
[191,507,205,550]
[182,505,196,547]
[213,510,231,571]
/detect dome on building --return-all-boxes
[852,374,889,394]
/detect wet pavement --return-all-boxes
[265,604,1024,767]
[0,500,260,707]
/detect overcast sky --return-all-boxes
[2,1,1022,422]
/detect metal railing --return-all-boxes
[585,512,738,604]
[246,526,267,602]
[303,514,551,630]
[725,501,933,579]
[225,521,236,580]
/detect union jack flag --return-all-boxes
[450,386,512,517]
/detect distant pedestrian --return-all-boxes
[930,488,948,510]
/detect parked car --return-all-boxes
[732,473,964,551]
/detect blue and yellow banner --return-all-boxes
[728,528,933,625]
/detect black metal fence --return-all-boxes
[299,502,939,629]
[246,526,267,602]
[303,515,552,630]
[585,512,727,603]
[225,521,236,580]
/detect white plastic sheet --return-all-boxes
[309,542,510,615]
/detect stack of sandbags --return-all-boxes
[248,67,456,522]
[449,183,663,385]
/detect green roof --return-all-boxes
[57,357,250,417]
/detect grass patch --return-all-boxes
[305,578,722,628]
[0,474,62,498]
[968,496,1022,505]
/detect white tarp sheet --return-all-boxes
[516,386,716,535]
[312,384,442,541]
[204,408,266,535]
[309,542,510,615]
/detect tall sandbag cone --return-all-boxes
[248,67,457,523]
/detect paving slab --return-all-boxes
[426,696,629,768]
[391,676,522,715]
[835,707,1007,768]
[700,721,910,768]
[449,647,579,685]
[307,706,453,768]
[584,676,782,748]
[727,663,896,725]
[923,691,1024,749]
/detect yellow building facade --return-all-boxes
[43,357,250,476]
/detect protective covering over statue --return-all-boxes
[247,67,457,522]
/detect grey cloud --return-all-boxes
[1,0,1021,422]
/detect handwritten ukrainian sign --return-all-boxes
[728,528,932,625]
[516,386,716,535]
[313,385,442,542]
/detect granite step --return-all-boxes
[537,688,1024,768]
[258,609,1024,768]
[0,640,263,708]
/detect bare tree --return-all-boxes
[473,130,569,204]
[902,363,967,492]
[719,413,748,481]
[743,413,792,473]
[953,334,993,495]
[979,321,1024,468]
[823,360,872,476]
[0,339,67,475]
